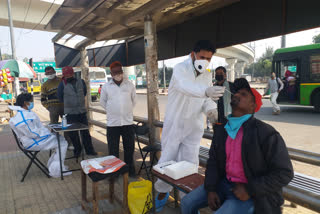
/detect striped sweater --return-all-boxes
[41,77,63,109]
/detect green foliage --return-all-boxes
[312,34,320,44]
[158,66,173,87]
[245,47,274,77]
[1,53,13,60]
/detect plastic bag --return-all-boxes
[128,179,153,214]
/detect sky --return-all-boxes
[1,25,320,68]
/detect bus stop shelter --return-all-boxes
[46,0,320,145]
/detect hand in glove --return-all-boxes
[206,109,218,124]
[205,86,225,101]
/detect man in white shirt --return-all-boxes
[263,72,284,115]
[100,61,136,176]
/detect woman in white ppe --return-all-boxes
[9,93,71,178]
[155,40,225,211]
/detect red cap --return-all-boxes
[110,61,122,70]
[62,66,74,78]
[251,88,262,112]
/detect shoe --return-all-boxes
[272,110,280,115]
[68,145,74,150]
[155,192,169,212]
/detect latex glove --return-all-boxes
[206,109,218,123]
[205,86,225,101]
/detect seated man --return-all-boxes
[180,78,293,214]
[9,93,71,178]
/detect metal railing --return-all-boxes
[88,106,320,212]
[88,106,320,166]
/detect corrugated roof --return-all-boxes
[46,0,239,42]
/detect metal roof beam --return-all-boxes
[95,0,185,41]
[51,0,107,43]
[75,38,96,50]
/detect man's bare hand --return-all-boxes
[208,192,220,210]
[232,183,250,201]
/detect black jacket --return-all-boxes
[204,116,294,214]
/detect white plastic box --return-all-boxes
[153,161,198,180]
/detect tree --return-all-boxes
[312,34,320,44]
[244,47,274,77]
[158,66,173,87]
[1,53,13,60]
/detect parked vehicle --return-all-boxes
[74,67,107,101]
[272,44,320,112]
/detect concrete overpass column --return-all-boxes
[235,61,246,79]
[226,58,237,82]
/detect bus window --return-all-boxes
[310,55,320,81]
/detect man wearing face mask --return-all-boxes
[9,93,71,177]
[100,61,136,177]
[155,40,225,211]
[214,66,235,123]
[57,66,97,157]
[41,66,64,124]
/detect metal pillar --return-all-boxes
[80,47,93,130]
[162,60,166,92]
[7,0,16,60]
[144,15,160,145]
[7,0,19,97]
[281,35,286,48]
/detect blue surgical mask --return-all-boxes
[28,102,34,110]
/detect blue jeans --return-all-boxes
[181,178,254,214]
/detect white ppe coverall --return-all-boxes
[9,106,69,177]
[155,55,216,193]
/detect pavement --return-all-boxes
[0,94,319,214]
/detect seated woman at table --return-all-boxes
[9,93,71,178]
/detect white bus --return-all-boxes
[74,67,108,101]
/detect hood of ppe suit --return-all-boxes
[8,105,25,111]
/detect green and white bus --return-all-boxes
[272,44,320,112]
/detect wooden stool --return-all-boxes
[81,165,130,214]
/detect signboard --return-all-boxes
[288,66,297,72]
[128,75,136,81]
[32,62,62,73]
[137,77,143,85]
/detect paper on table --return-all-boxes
[88,160,103,169]
[48,124,72,129]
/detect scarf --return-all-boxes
[224,114,252,139]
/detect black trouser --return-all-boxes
[66,113,95,155]
[48,105,64,124]
[107,125,135,170]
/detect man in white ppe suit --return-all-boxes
[9,93,71,178]
[155,40,225,211]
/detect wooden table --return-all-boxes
[151,169,204,212]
